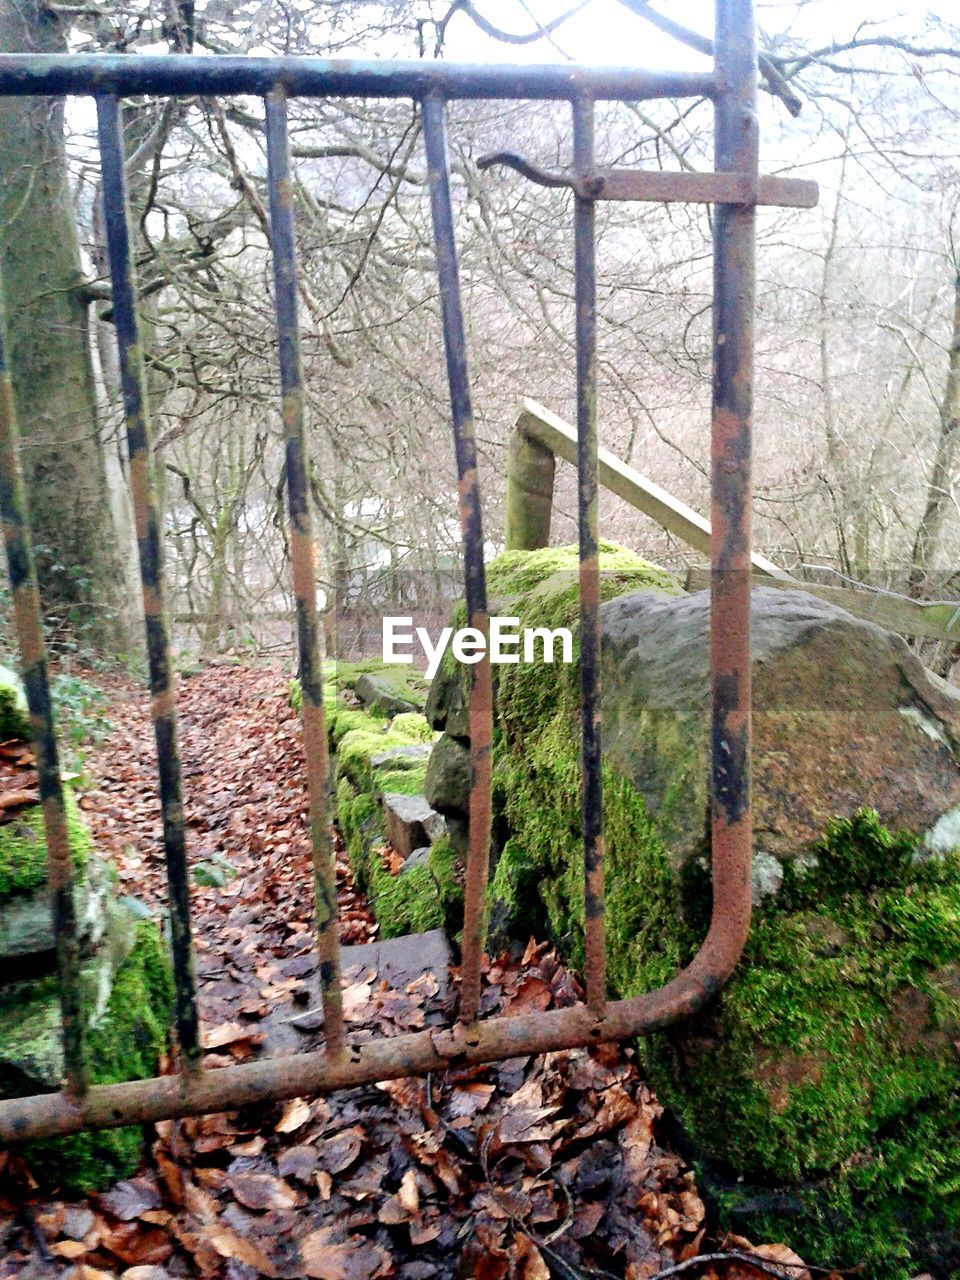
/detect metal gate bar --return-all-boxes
[263,87,346,1055]
[0,0,816,1145]
[572,95,605,1017]
[96,95,202,1070]
[421,94,495,1028]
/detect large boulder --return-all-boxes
[600,586,960,875]
[426,545,960,1277]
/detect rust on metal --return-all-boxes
[478,152,817,209]
[706,0,757,968]
[264,87,345,1057]
[96,95,202,1068]
[0,0,785,1142]
[580,169,817,207]
[572,96,605,1016]
[422,95,495,1027]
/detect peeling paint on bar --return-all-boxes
[96,95,201,1068]
[572,97,606,1018]
[264,88,345,1058]
[422,95,494,1027]
[0,55,717,102]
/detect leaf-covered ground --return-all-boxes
[0,665,812,1280]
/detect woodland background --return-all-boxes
[1,0,958,675]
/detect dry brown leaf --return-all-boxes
[202,1020,264,1050]
[50,1240,90,1259]
[226,1171,299,1212]
[276,1096,312,1133]
[514,1233,550,1280]
[98,1177,162,1222]
[398,1168,420,1214]
[752,1243,811,1280]
[318,1124,364,1174]
[207,1224,277,1276]
[300,1227,388,1280]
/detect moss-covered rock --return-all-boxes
[18,920,173,1193]
[330,686,454,937]
[0,663,30,742]
[0,788,92,902]
[426,545,960,1277]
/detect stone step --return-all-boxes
[259,928,452,1059]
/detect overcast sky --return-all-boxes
[428,1,944,67]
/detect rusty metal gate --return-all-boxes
[0,0,817,1145]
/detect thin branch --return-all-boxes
[616,0,804,117]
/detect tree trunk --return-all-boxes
[0,0,130,652]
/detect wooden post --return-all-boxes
[504,425,555,551]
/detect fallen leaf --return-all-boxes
[99,1177,162,1222]
[317,1125,364,1174]
[207,1224,277,1276]
[202,1021,265,1051]
[300,1228,388,1280]
[226,1171,299,1211]
[276,1096,312,1133]
[398,1168,419,1214]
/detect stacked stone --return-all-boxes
[0,665,171,1191]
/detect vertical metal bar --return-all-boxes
[264,87,345,1057]
[421,93,493,1026]
[96,95,200,1067]
[573,97,605,1016]
[0,304,88,1095]
[708,0,756,965]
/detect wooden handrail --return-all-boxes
[506,398,788,578]
[505,399,960,645]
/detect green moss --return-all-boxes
[436,547,960,1278]
[335,773,457,937]
[478,544,682,965]
[0,788,92,901]
[0,664,30,741]
[21,921,174,1194]
[377,764,429,796]
[390,712,433,741]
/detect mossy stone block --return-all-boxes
[0,788,92,903]
[0,664,30,742]
[18,920,173,1193]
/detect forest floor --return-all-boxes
[0,665,811,1280]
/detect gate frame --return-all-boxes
[0,0,816,1145]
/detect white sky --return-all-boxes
[412,0,943,68]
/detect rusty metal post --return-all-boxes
[0,303,87,1095]
[706,0,756,970]
[264,87,344,1057]
[573,97,605,1015]
[421,94,494,1026]
[96,95,201,1067]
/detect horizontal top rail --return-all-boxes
[0,55,718,101]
